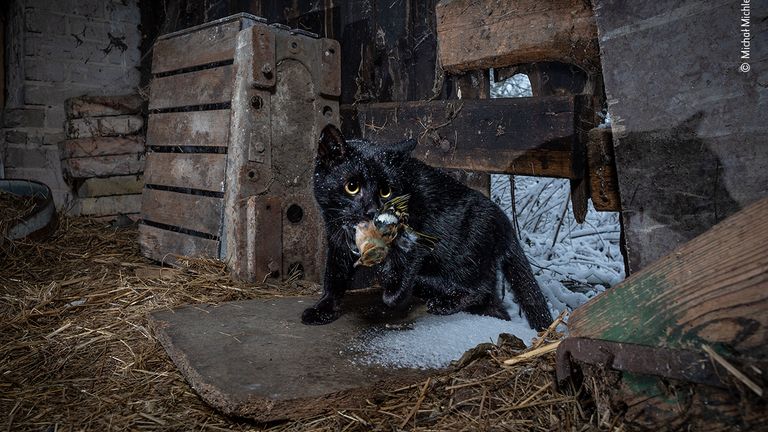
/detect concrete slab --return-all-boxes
[148,290,434,422]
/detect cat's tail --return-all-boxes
[501,244,552,331]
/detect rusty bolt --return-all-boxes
[261,63,273,77]
[247,170,259,182]
[253,141,266,153]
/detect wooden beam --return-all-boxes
[568,197,768,429]
[341,96,587,179]
[586,128,620,211]
[435,0,600,74]
[570,196,768,354]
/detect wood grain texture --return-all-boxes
[595,0,768,273]
[71,194,142,216]
[139,223,220,263]
[146,110,230,148]
[67,115,144,139]
[341,97,580,178]
[570,197,768,357]
[436,0,600,74]
[152,19,241,74]
[586,128,620,211]
[77,175,144,198]
[148,65,234,110]
[141,189,223,236]
[66,94,143,119]
[569,197,768,429]
[62,153,145,178]
[144,153,226,192]
[60,136,145,159]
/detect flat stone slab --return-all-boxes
[149,291,434,421]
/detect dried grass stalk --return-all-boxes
[0,216,611,431]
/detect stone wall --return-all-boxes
[1,0,141,207]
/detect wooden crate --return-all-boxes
[139,13,341,283]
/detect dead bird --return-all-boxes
[352,194,437,267]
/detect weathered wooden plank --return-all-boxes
[60,136,145,158]
[77,175,144,198]
[436,0,600,74]
[141,188,223,236]
[71,194,142,216]
[139,223,220,263]
[144,153,226,192]
[67,115,144,139]
[341,96,579,178]
[62,153,145,178]
[595,0,768,273]
[152,19,242,74]
[569,197,768,430]
[570,196,768,355]
[146,110,230,147]
[148,65,234,110]
[586,128,620,211]
[66,94,143,119]
[92,213,140,223]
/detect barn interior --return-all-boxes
[1,0,766,430]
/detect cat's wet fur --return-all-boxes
[302,125,552,330]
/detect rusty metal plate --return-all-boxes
[247,196,282,282]
[250,24,276,89]
[320,39,341,97]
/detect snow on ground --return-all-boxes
[352,73,625,369]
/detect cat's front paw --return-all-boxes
[301,306,340,325]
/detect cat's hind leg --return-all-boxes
[418,273,510,320]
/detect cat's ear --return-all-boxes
[317,124,349,164]
[388,138,417,154]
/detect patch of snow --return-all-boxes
[353,299,537,369]
[353,72,625,370]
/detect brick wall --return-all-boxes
[1,0,141,207]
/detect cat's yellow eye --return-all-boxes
[379,185,392,198]
[344,180,360,195]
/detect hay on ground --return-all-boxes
[0,216,619,431]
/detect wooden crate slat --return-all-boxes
[436,0,600,74]
[146,111,230,148]
[342,96,578,178]
[152,20,242,74]
[148,65,234,110]
[141,188,223,236]
[60,136,145,158]
[139,223,220,263]
[144,153,226,192]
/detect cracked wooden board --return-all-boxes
[148,291,433,422]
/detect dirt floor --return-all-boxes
[0,216,619,431]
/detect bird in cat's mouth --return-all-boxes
[351,194,437,267]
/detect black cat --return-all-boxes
[302,125,552,330]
